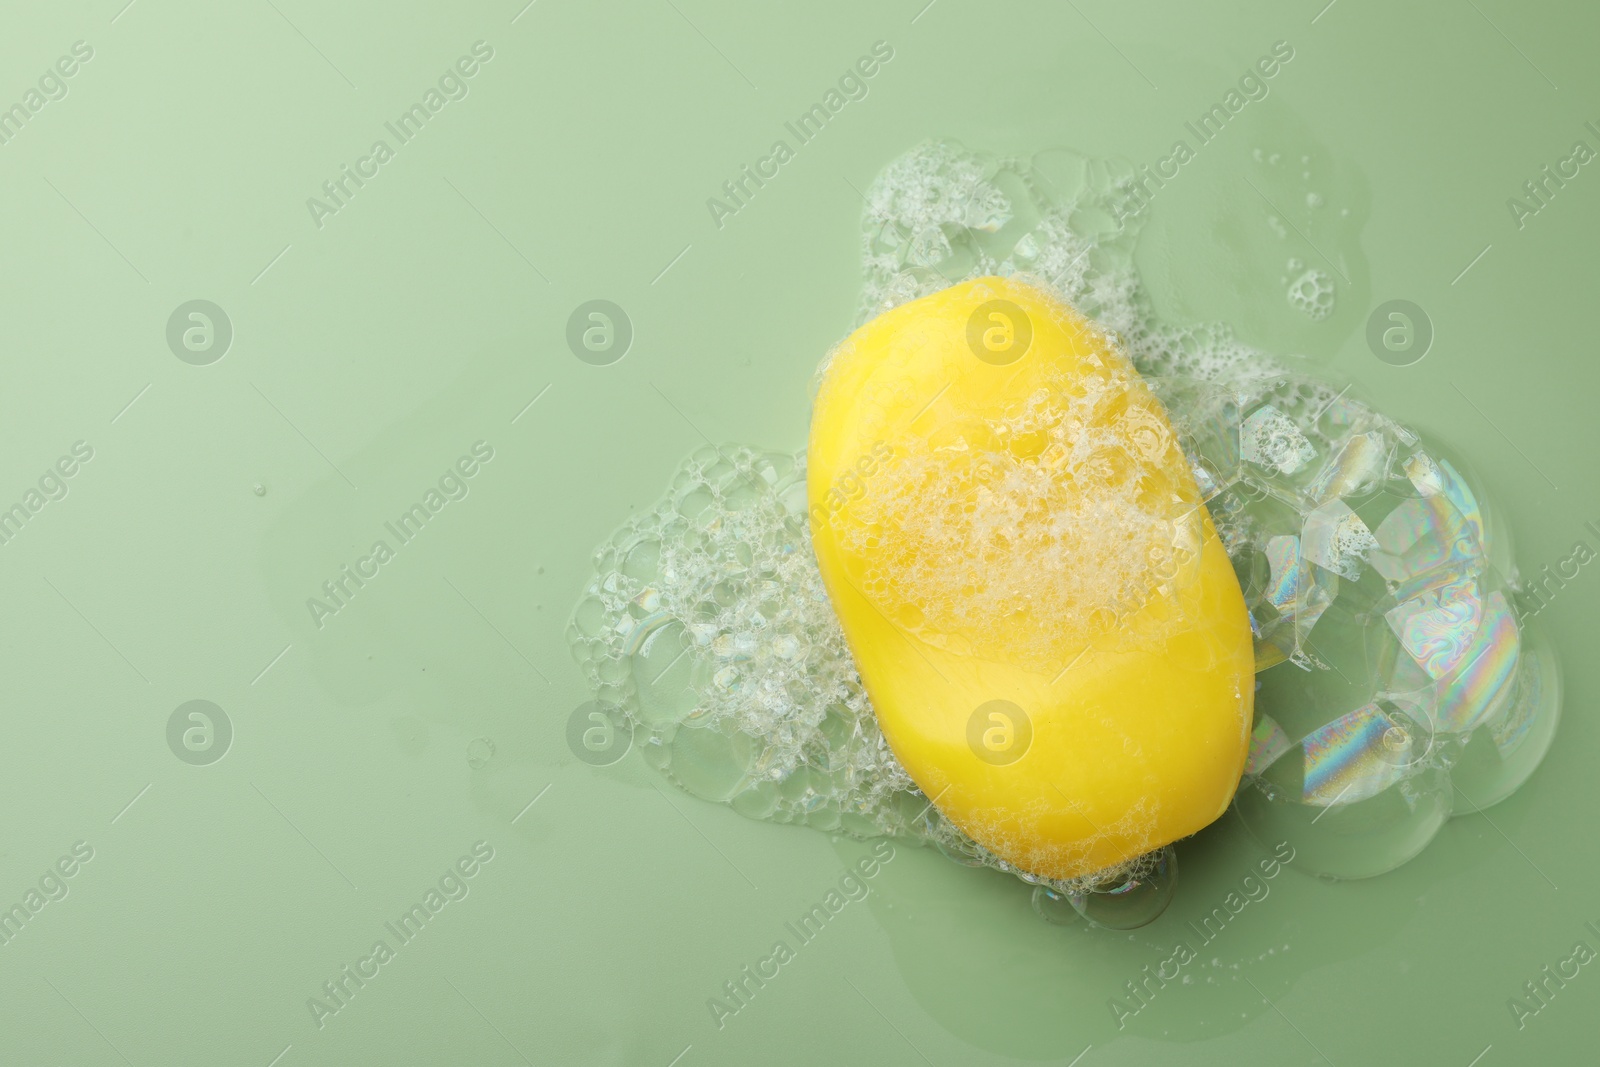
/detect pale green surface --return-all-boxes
[2,1,1597,1064]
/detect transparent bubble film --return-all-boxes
[567,141,1559,923]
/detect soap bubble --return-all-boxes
[1068,846,1177,929]
[569,140,1558,918]
[1030,884,1082,926]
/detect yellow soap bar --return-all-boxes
[807,277,1254,881]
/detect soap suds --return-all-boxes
[569,141,1554,912]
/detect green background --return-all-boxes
[2,0,1595,1063]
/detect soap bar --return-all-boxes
[807,277,1254,881]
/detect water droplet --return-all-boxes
[467,737,497,768]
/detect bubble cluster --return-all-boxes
[568,140,1558,923]
[567,447,921,833]
[1286,267,1335,320]
[1221,418,1561,878]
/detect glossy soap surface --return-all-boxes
[807,277,1256,881]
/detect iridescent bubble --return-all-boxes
[1245,714,1292,776]
[1263,535,1303,614]
[1449,621,1562,811]
[1428,589,1520,733]
[1307,431,1390,504]
[1370,493,1482,601]
[1386,580,1485,680]
[1238,699,1453,882]
[1293,702,1425,807]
